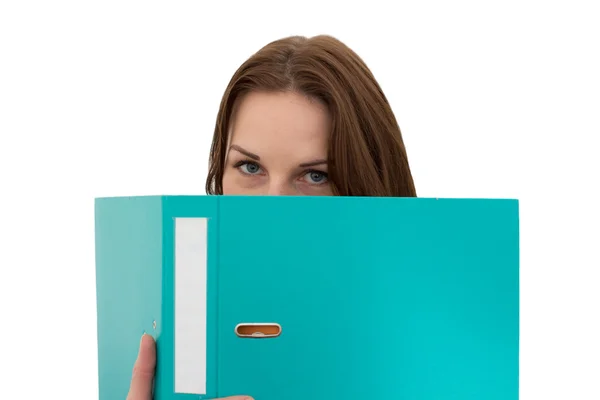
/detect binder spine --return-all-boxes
[173,217,209,395]
[160,195,220,399]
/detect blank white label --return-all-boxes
[174,218,207,394]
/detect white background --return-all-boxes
[1,1,598,399]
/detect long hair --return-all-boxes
[205,35,417,197]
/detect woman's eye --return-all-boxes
[303,170,328,185]
[238,161,262,175]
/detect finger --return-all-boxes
[127,334,156,400]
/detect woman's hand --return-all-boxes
[126,334,252,400]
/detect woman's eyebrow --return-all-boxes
[299,159,327,168]
[229,145,259,160]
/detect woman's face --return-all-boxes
[222,91,333,196]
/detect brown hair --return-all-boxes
[205,35,417,197]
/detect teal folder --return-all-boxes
[95,195,519,400]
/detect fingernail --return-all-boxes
[138,334,144,353]
[139,333,150,350]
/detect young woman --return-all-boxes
[126,34,416,400]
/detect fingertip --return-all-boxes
[140,333,155,348]
[136,333,156,365]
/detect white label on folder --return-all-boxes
[174,217,207,395]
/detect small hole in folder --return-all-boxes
[235,323,281,338]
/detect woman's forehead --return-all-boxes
[227,91,330,160]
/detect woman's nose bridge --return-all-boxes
[267,175,295,195]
